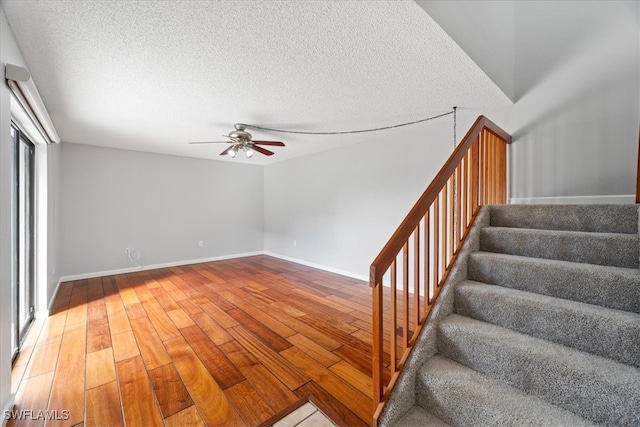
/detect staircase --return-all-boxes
[387,204,640,427]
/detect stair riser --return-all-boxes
[480,228,639,268]
[489,204,639,234]
[455,283,640,367]
[437,318,640,426]
[468,253,640,313]
[394,407,450,427]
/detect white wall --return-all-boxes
[264,111,476,279]
[47,143,62,304]
[505,0,639,203]
[1,6,23,419]
[59,143,264,278]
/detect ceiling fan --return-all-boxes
[189,123,285,158]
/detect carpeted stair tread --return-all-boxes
[480,226,639,268]
[468,251,640,313]
[489,204,638,233]
[417,356,596,427]
[455,281,640,367]
[394,405,451,427]
[437,314,640,426]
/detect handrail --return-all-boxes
[370,115,511,424]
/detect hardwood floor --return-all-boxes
[9,255,378,427]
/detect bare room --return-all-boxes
[1,1,638,426]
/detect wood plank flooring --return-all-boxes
[9,255,378,427]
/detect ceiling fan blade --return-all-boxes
[251,140,285,147]
[188,141,229,144]
[219,146,234,156]
[251,145,275,156]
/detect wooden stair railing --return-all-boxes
[370,116,512,424]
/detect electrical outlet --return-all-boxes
[198,240,203,247]
[293,240,297,247]
[125,247,131,255]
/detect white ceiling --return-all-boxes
[2,0,511,165]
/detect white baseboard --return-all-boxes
[57,251,264,283]
[45,277,63,317]
[508,195,636,205]
[49,251,264,308]
[263,252,369,282]
[2,393,15,427]
[48,251,368,311]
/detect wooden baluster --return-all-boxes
[478,131,482,207]
[495,135,500,203]
[402,243,409,349]
[467,144,477,217]
[483,130,489,205]
[433,197,439,291]
[479,131,484,206]
[423,210,430,311]
[636,131,640,203]
[472,137,479,214]
[498,136,502,202]
[492,133,497,203]
[489,133,494,204]
[496,135,501,202]
[413,227,420,331]
[493,133,497,203]
[390,261,397,374]
[501,137,507,203]
[484,130,489,205]
[440,187,446,282]
[445,178,450,264]
[489,132,496,204]
[468,150,472,227]
[462,151,469,234]
[485,132,489,204]
[448,176,454,264]
[495,136,501,203]
[497,135,503,203]
[372,279,383,409]
[456,163,462,246]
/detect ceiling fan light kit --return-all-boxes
[228,145,253,158]
[189,123,285,159]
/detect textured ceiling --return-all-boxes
[2,0,511,164]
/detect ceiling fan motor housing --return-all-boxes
[228,130,251,141]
